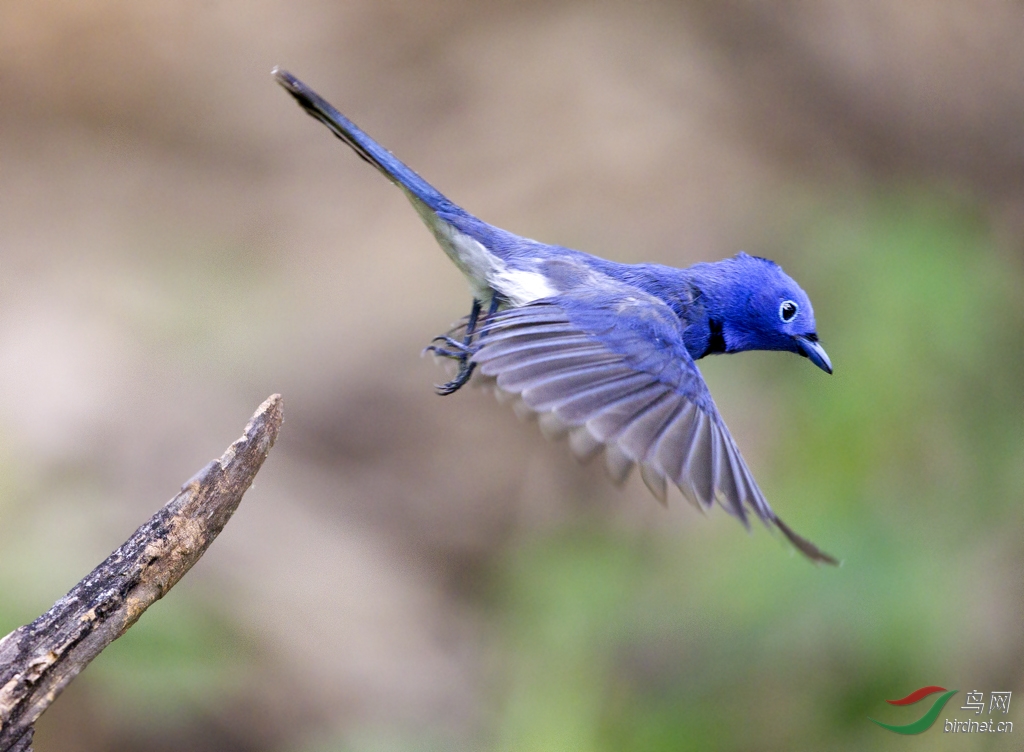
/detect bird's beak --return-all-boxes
[795,335,833,374]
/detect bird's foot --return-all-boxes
[423,338,476,360]
[425,338,479,395]
[428,334,474,353]
[425,296,500,396]
[435,360,477,395]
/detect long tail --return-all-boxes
[273,68,456,215]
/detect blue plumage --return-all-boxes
[274,69,836,564]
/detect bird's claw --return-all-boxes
[425,339,478,395]
[435,361,476,395]
[424,342,475,360]
[429,335,473,352]
[426,296,499,395]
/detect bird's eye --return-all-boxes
[779,300,798,322]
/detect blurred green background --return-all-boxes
[1,2,1022,750]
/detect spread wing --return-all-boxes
[473,288,836,564]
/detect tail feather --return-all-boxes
[273,68,455,214]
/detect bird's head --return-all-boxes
[694,253,832,374]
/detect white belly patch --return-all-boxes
[488,267,557,306]
[409,192,556,305]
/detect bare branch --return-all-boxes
[0,394,284,752]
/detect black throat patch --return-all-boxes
[703,318,727,357]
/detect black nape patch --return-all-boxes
[751,255,780,268]
[704,318,726,356]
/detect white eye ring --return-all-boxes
[779,300,799,322]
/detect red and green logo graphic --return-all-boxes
[870,686,958,734]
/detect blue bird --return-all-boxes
[274,69,837,564]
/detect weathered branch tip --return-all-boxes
[0,394,284,752]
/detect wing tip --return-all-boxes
[772,516,840,566]
[604,444,635,485]
[640,464,668,507]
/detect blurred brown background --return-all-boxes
[1,2,1023,750]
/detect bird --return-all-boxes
[273,68,837,564]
